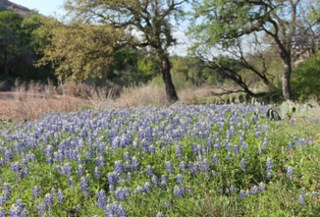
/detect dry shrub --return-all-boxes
[57,81,121,99]
[179,87,213,104]
[115,85,168,107]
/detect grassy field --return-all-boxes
[0,104,319,216]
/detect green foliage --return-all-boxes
[292,54,320,101]
[38,20,130,82]
[0,10,55,83]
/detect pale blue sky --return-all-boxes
[10,0,65,16]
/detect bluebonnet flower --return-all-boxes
[95,156,105,167]
[80,176,90,196]
[201,159,210,173]
[57,190,64,203]
[108,172,119,185]
[3,148,13,163]
[124,152,130,161]
[3,183,11,194]
[45,193,53,207]
[240,158,248,170]
[149,145,156,153]
[239,190,245,198]
[63,163,72,176]
[68,177,73,186]
[299,195,305,205]
[188,162,199,175]
[262,137,268,149]
[192,144,200,155]
[146,165,155,176]
[164,161,172,174]
[212,154,219,165]
[105,203,128,217]
[131,156,139,170]
[115,160,124,174]
[38,203,45,217]
[286,166,294,179]
[233,145,240,155]
[11,162,21,172]
[0,207,5,217]
[176,143,182,158]
[115,188,130,201]
[156,212,165,217]
[241,142,248,151]
[78,164,84,177]
[173,185,185,198]
[229,185,235,192]
[178,161,186,172]
[251,186,259,195]
[176,174,184,185]
[125,161,131,171]
[94,167,101,179]
[159,180,167,189]
[244,190,250,197]
[136,186,144,195]
[259,182,266,192]
[10,204,20,217]
[288,142,295,150]
[266,157,274,178]
[95,190,106,208]
[32,186,40,199]
[144,182,152,192]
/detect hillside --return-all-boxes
[0,0,31,16]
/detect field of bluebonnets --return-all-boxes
[0,104,319,216]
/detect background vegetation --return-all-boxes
[1,0,320,106]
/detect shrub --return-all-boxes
[292,53,320,101]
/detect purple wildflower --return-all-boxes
[146,165,154,176]
[173,185,185,198]
[114,160,124,174]
[240,158,248,170]
[286,166,294,179]
[32,186,40,199]
[178,161,186,172]
[164,161,172,174]
[299,195,305,205]
[176,174,184,185]
[212,154,219,165]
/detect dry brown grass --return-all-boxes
[0,80,114,122]
[0,96,88,122]
[178,86,213,104]
[114,84,217,107]
[114,85,168,108]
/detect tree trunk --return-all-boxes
[3,50,9,81]
[158,52,179,103]
[282,62,292,100]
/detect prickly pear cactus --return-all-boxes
[267,101,316,120]
[278,101,296,119]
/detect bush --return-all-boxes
[292,54,320,101]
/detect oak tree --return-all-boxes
[64,0,189,103]
[191,0,320,100]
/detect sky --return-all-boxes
[10,0,65,16]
